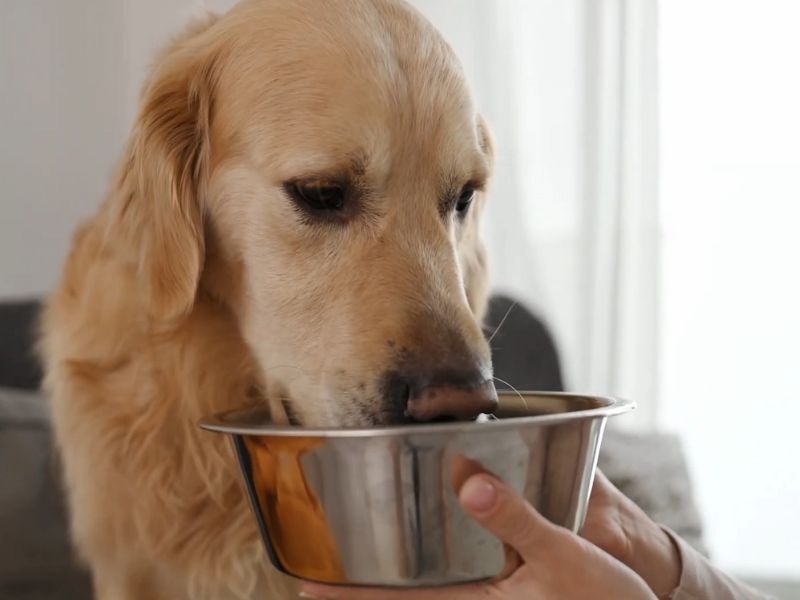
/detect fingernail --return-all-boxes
[299,591,323,599]
[460,476,497,512]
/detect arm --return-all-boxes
[665,528,774,600]
[582,472,775,600]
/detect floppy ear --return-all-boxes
[461,115,494,321]
[116,18,221,322]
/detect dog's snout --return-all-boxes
[380,313,495,423]
[406,377,498,422]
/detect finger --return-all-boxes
[299,580,490,600]
[449,456,523,578]
[449,454,488,491]
[590,469,618,501]
[458,473,562,562]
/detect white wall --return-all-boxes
[0,0,236,299]
[0,0,126,298]
[660,0,800,579]
[120,0,240,129]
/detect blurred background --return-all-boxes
[1,0,798,595]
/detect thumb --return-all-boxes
[458,473,561,561]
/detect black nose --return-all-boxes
[383,371,498,423]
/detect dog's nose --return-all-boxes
[406,378,498,422]
[381,319,496,423]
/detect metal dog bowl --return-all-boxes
[200,391,634,587]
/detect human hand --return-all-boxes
[300,472,657,599]
[580,471,682,597]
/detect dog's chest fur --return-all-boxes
[42,225,294,598]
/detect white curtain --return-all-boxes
[410,0,659,430]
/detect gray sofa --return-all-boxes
[0,387,93,600]
[0,297,706,599]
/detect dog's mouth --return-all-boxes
[276,381,497,428]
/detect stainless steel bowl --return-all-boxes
[200,391,634,587]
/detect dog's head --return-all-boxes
[117,0,495,426]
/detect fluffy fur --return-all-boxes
[40,1,494,598]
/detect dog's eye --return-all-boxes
[289,181,345,211]
[455,188,475,214]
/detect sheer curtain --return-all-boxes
[410,0,660,429]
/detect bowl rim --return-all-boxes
[198,391,635,438]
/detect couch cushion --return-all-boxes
[486,295,565,392]
[0,388,91,600]
[0,301,43,390]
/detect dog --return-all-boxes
[40,0,496,597]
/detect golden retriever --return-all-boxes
[40,0,496,598]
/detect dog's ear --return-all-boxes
[461,115,494,321]
[115,17,221,322]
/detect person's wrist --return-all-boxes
[626,519,682,597]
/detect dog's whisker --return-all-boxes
[492,376,528,410]
[486,302,517,345]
